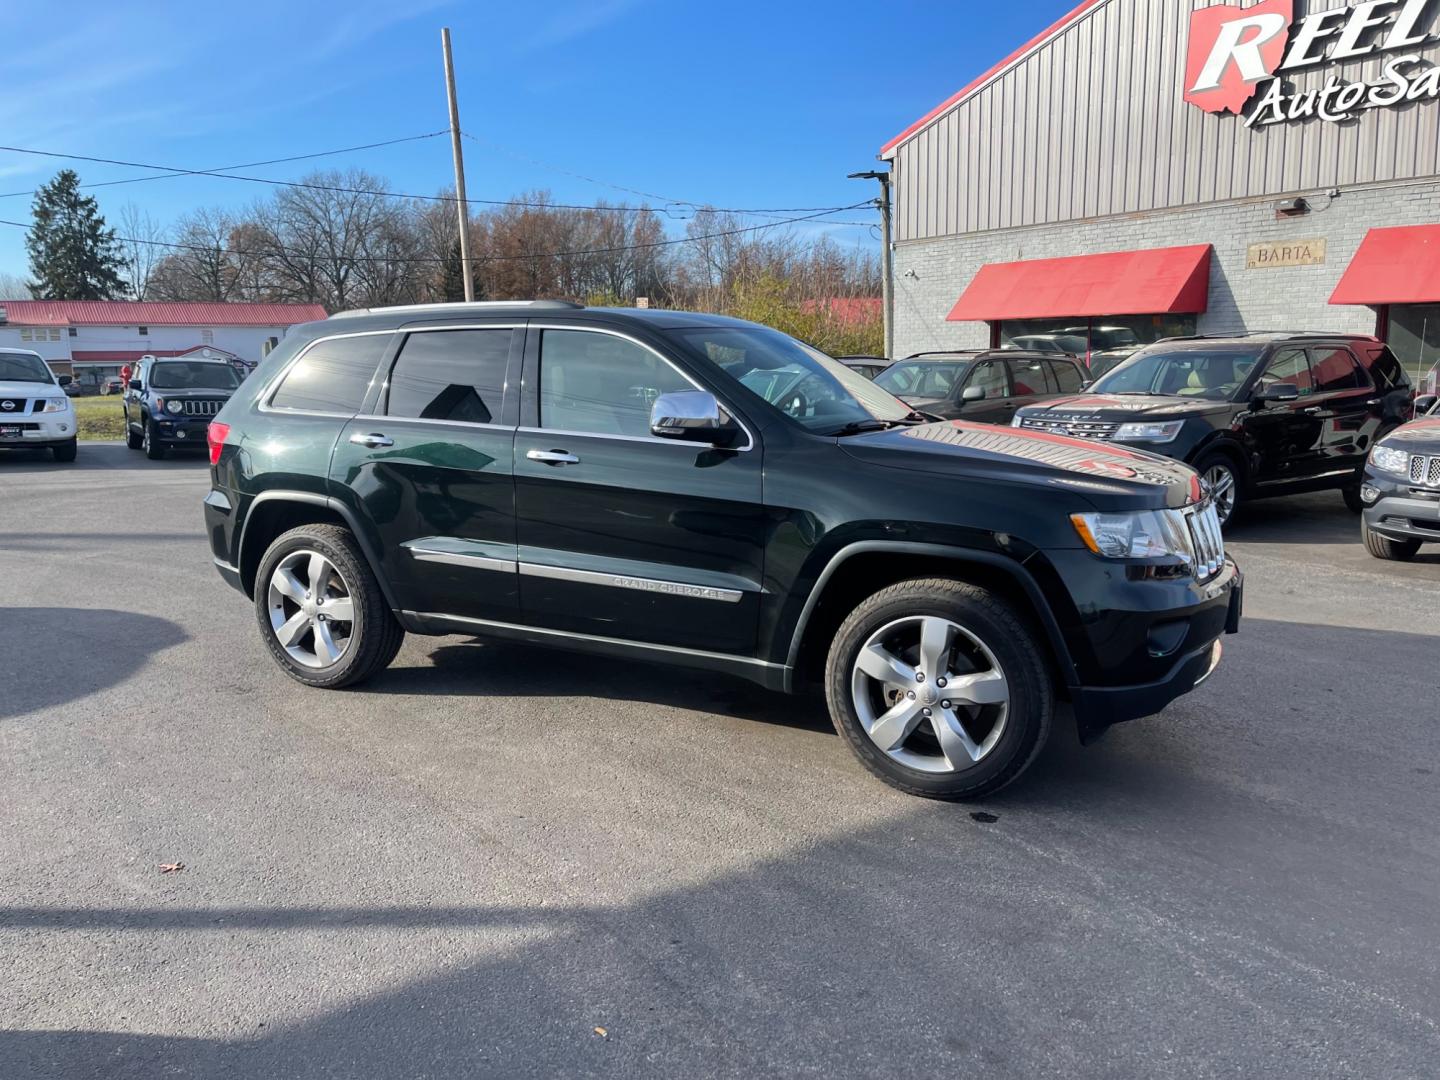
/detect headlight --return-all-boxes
[1115,420,1184,443]
[1071,508,1193,560]
[40,397,69,413]
[1370,443,1409,476]
[166,399,185,415]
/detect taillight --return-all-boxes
[207,421,231,466]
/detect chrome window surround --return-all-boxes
[257,329,398,419]
[527,323,755,452]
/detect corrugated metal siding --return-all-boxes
[891,0,1440,243]
[0,300,328,326]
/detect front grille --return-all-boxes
[1408,454,1440,487]
[1185,501,1225,580]
[1019,417,1120,439]
[0,397,30,415]
[179,399,225,417]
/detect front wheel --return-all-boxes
[254,524,404,688]
[825,578,1053,800]
[1193,450,1241,528]
[142,418,165,460]
[1362,519,1420,562]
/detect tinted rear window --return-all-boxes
[269,334,389,414]
[386,329,512,424]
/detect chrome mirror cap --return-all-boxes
[650,390,731,443]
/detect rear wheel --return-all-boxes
[825,578,1053,800]
[1362,519,1420,561]
[254,524,404,688]
[1193,450,1241,528]
[51,439,77,463]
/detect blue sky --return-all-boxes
[0,0,1077,283]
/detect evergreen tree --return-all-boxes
[441,237,467,302]
[26,170,129,299]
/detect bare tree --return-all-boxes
[117,203,164,300]
[0,270,31,298]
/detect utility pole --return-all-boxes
[849,169,893,357]
[441,27,474,302]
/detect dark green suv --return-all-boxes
[204,302,1241,799]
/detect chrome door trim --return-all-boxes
[525,322,756,451]
[402,610,780,668]
[402,539,517,574]
[518,562,745,603]
[516,425,722,449]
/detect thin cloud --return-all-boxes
[522,0,647,51]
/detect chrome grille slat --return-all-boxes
[1019,417,1120,440]
[1429,456,1440,487]
[179,399,225,417]
[1184,501,1225,581]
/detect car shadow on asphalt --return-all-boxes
[0,608,187,721]
[0,444,209,472]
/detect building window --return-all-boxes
[19,328,31,341]
[138,326,148,336]
[1388,303,1440,393]
[67,327,77,337]
[201,329,214,344]
[48,327,60,341]
[996,314,1198,370]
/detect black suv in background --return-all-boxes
[874,350,1087,424]
[1013,333,1413,526]
[125,355,243,459]
[203,302,1240,800]
[1360,392,1440,560]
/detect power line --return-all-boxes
[0,132,451,201]
[0,140,879,221]
[0,203,874,267]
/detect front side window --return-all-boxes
[1094,347,1262,400]
[963,360,1009,399]
[539,330,691,438]
[148,361,242,391]
[387,329,511,424]
[1255,348,1314,396]
[669,326,912,434]
[1309,347,1370,393]
[269,334,389,414]
[0,351,54,383]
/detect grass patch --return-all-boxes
[71,396,129,441]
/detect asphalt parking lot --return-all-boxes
[2,442,1438,1079]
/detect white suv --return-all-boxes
[0,347,77,461]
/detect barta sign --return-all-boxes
[1184,0,1440,128]
[1246,238,1328,268]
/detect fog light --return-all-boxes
[1361,485,1381,504]
[175,429,187,439]
[58,424,69,433]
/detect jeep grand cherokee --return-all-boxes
[203,302,1241,800]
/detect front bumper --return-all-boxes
[1362,470,1440,543]
[151,415,213,445]
[0,412,75,446]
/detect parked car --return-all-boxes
[124,355,243,460]
[101,376,125,395]
[874,350,1087,424]
[61,378,82,397]
[0,348,77,461]
[1012,333,1413,527]
[1005,333,1088,356]
[1360,392,1440,560]
[836,355,892,380]
[203,301,1240,800]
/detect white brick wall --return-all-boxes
[892,179,1440,358]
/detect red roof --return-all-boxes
[0,300,327,327]
[1330,224,1440,306]
[802,297,883,324]
[948,244,1212,322]
[881,0,1106,158]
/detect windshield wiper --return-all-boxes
[826,417,922,437]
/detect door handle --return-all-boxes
[349,432,394,448]
[1302,407,1324,415]
[527,449,581,466]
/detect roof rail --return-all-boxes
[332,299,584,319]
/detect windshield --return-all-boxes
[1092,348,1262,400]
[668,326,913,433]
[148,361,241,390]
[874,361,968,399]
[0,352,54,383]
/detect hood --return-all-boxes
[1378,415,1440,452]
[149,384,237,398]
[0,379,62,400]
[1016,393,1233,421]
[840,420,1201,510]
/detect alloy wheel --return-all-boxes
[266,549,356,668]
[1203,463,1237,525]
[849,615,1009,774]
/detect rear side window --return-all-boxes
[269,334,389,414]
[1360,343,1408,391]
[1047,359,1085,393]
[386,329,512,424]
[1007,359,1047,395]
[1309,347,1370,393]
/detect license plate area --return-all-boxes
[0,425,22,438]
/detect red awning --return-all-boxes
[948,244,1212,322]
[1331,224,1440,306]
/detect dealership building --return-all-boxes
[882,0,1440,387]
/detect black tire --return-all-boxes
[1341,485,1366,514]
[253,523,404,689]
[142,417,166,460]
[824,578,1053,801]
[125,416,143,450]
[51,439,77,463]
[1362,519,1420,562]
[1192,449,1243,528]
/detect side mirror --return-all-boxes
[1256,382,1299,405]
[57,374,72,386]
[1415,394,1438,415]
[650,389,736,445]
[128,380,142,391]
[961,386,987,402]
[1079,379,1093,391]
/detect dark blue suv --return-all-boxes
[124,356,243,459]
